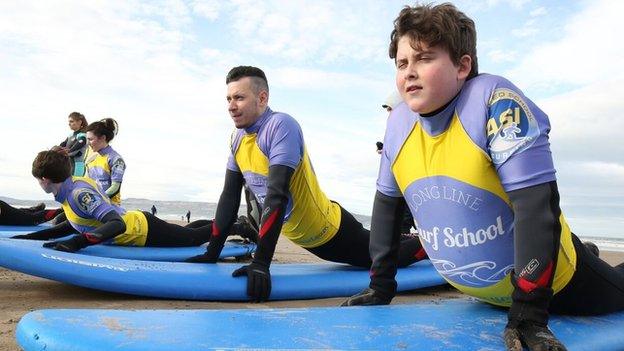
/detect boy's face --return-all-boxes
[395,35,470,114]
[37,177,53,194]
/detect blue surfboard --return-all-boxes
[16,299,624,351]
[0,238,445,301]
[0,224,51,234]
[1,226,255,261]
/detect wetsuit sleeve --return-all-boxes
[66,135,86,156]
[202,169,245,261]
[77,210,126,246]
[12,220,77,240]
[51,211,126,250]
[60,138,68,147]
[252,165,293,267]
[109,156,126,183]
[507,181,562,327]
[105,181,121,197]
[368,191,406,299]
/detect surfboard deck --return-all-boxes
[16,298,624,351]
[0,226,255,261]
[0,224,51,234]
[0,238,445,301]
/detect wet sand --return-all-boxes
[0,223,622,350]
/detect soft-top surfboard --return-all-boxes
[0,224,51,234]
[1,226,255,261]
[14,238,254,261]
[16,299,624,351]
[0,238,445,301]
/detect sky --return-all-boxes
[1,0,623,237]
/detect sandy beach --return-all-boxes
[1,223,622,350]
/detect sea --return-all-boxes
[3,196,623,252]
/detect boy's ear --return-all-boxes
[457,54,472,80]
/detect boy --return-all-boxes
[344,4,624,351]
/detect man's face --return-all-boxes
[395,35,470,114]
[226,77,267,129]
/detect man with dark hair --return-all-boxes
[187,66,426,302]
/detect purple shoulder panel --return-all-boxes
[376,102,417,197]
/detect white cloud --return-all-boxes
[487,49,518,63]
[530,6,547,17]
[505,0,624,88]
[224,0,391,64]
[511,19,539,38]
[191,0,221,20]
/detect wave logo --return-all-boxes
[487,88,540,165]
[431,258,513,287]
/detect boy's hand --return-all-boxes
[11,233,41,240]
[503,322,567,351]
[184,252,218,263]
[340,288,392,306]
[42,237,84,253]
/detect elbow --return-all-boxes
[117,220,127,234]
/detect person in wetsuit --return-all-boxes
[0,200,60,226]
[186,66,426,302]
[12,148,255,251]
[84,118,125,205]
[343,4,624,351]
[60,112,88,176]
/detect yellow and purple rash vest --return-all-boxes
[226,107,342,248]
[378,74,576,307]
[54,176,148,246]
[84,145,126,205]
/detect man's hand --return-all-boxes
[503,322,567,351]
[12,233,41,240]
[232,262,271,302]
[185,252,218,263]
[340,288,392,306]
[42,237,85,253]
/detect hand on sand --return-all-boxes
[340,288,392,306]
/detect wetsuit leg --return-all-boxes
[143,212,212,247]
[0,200,54,225]
[306,206,425,268]
[306,206,372,268]
[185,219,212,228]
[549,233,624,315]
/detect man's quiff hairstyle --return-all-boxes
[226,66,269,94]
[389,3,478,80]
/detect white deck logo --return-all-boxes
[41,253,129,272]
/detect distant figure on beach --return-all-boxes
[376,91,403,154]
[186,66,426,303]
[84,118,125,205]
[0,200,61,226]
[151,205,157,216]
[59,112,88,176]
[186,210,191,223]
